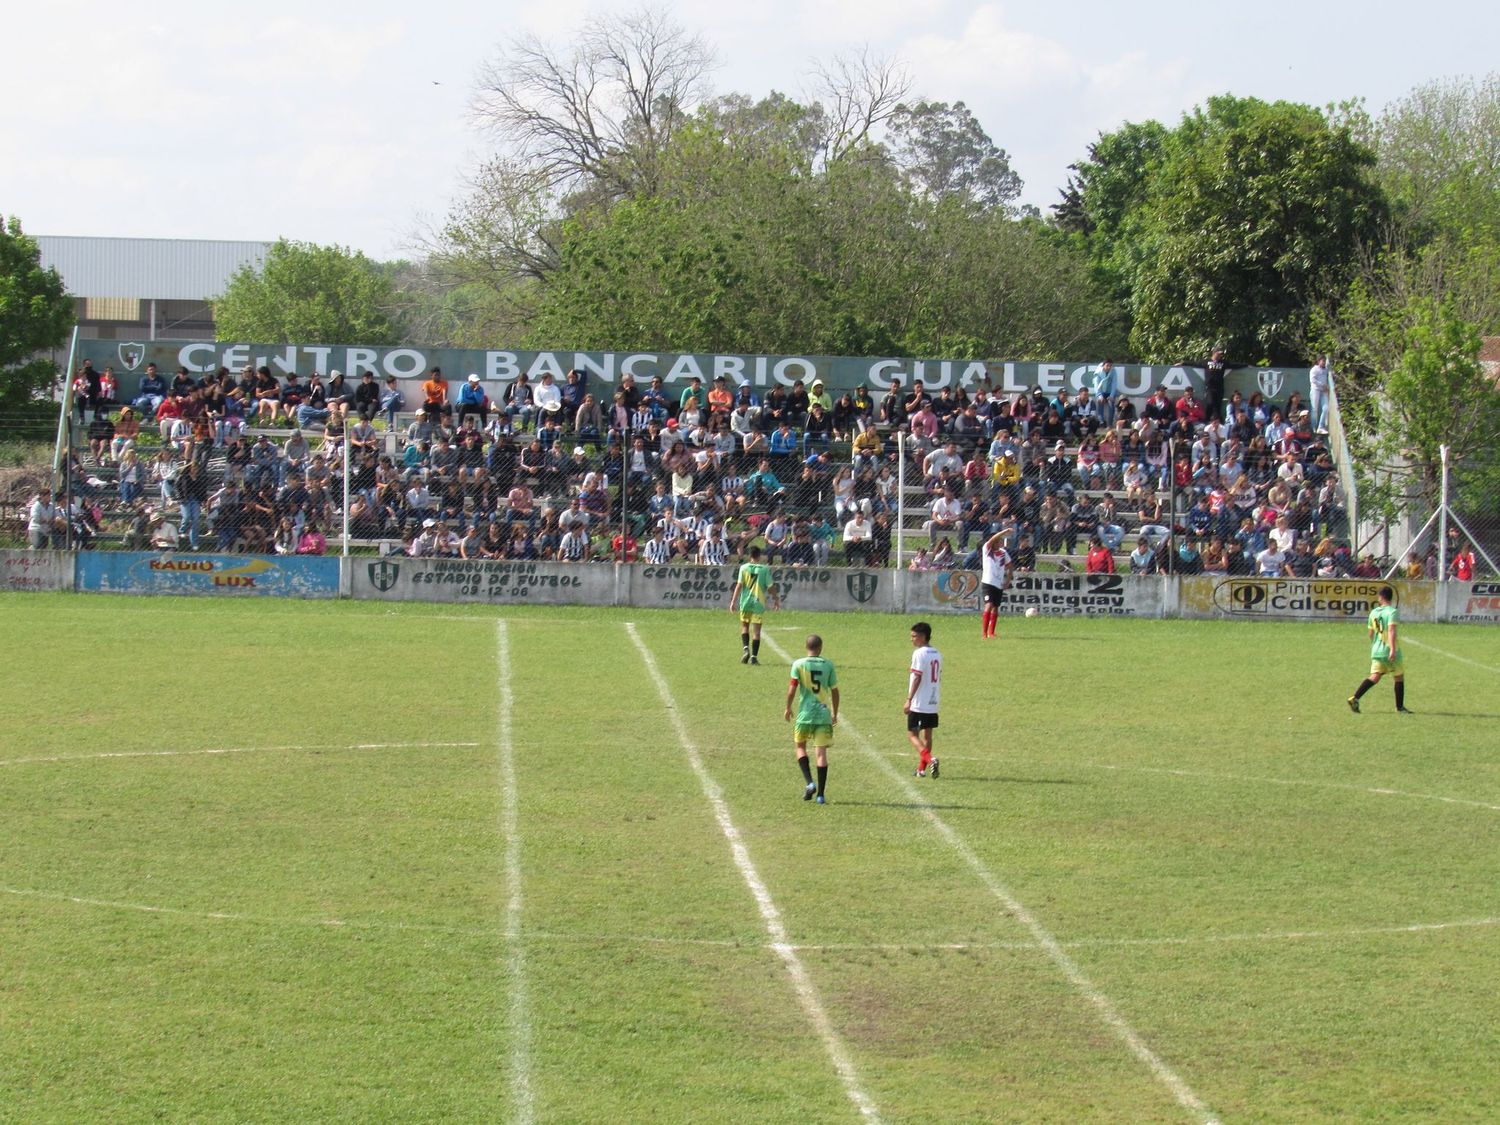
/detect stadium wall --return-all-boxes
[77,338,1313,403]
[12,552,1497,623]
[1,550,71,593]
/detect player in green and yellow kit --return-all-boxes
[1348,585,1411,714]
[784,634,839,804]
[729,544,780,664]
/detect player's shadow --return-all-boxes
[940,776,1080,786]
[1395,711,1500,719]
[840,800,1001,812]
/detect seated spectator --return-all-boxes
[762,512,791,563]
[924,486,961,546]
[1085,535,1116,573]
[843,507,873,566]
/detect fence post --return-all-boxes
[1438,444,1449,580]
[896,430,906,572]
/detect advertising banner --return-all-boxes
[75,552,339,597]
[0,549,71,593]
[1179,576,1437,622]
[350,556,616,605]
[1442,580,1500,624]
[79,338,1310,405]
[627,564,894,613]
[901,570,1165,617]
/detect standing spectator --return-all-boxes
[1450,541,1477,581]
[178,460,211,550]
[1309,356,1332,435]
[27,490,63,549]
[1202,348,1231,428]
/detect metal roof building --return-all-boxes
[35,235,270,341]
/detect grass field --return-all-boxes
[1,593,1498,1123]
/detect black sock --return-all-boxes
[1395,680,1405,709]
[752,637,761,657]
[816,764,827,797]
[798,755,813,784]
[740,631,749,651]
[1353,678,1375,700]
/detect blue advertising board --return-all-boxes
[75,552,339,598]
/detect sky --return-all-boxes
[4,0,1495,260]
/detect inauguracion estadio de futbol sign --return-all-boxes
[82,340,1312,401]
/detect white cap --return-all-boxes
[422,518,436,528]
[329,369,343,378]
[468,373,481,382]
[573,446,586,455]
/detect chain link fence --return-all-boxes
[1354,450,1500,580]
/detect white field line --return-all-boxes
[495,620,534,1125]
[0,741,481,769]
[0,884,499,936]
[626,623,882,1123]
[10,884,1498,956]
[1090,763,1500,814]
[761,637,1218,1125]
[1405,636,1500,674]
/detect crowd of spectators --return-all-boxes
[28,356,1387,579]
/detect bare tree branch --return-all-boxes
[811,47,912,162]
[472,5,715,199]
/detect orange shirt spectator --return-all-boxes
[423,370,449,408]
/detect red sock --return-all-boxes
[919,747,932,770]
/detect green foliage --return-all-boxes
[886,99,1022,211]
[213,239,402,346]
[0,216,74,408]
[1369,73,1500,244]
[525,118,1123,359]
[1060,97,1386,364]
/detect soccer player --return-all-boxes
[729,544,780,664]
[980,530,1013,639]
[906,621,941,777]
[1348,585,1412,714]
[785,634,839,804]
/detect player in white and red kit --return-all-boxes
[905,621,942,777]
[979,530,1012,639]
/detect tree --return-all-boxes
[887,100,1022,212]
[808,48,911,163]
[0,216,73,409]
[1057,98,1387,363]
[213,239,402,345]
[1369,73,1500,243]
[472,6,716,202]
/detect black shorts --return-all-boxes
[907,711,939,732]
[981,583,1005,608]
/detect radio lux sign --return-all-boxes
[81,339,1311,402]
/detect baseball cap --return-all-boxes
[573,446,585,455]
[422,518,436,528]
[468,373,481,382]
[329,369,343,378]
[666,418,679,428]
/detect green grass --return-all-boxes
[1,594,1498,1122]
